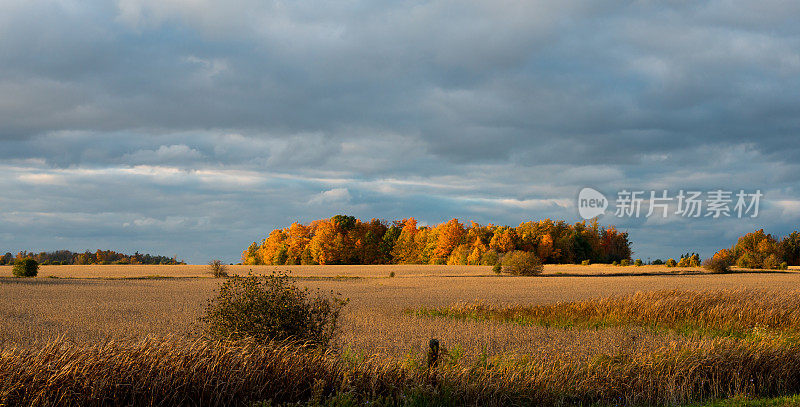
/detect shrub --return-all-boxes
[677,257,690,267]
[703,257,730,274]
[500,251,543,276]
[634,259,643,267]
[666,259,677,267]
[620,259,630,267]
[208,259,228,278]
[611,261,618,266]
[763,254,781,270]
[492,263,502,274]
[12,258,38,277]
[652,259,664,265]
[480,250,500,266]
[736,252,759,269]
[202,271,347,347]
[581,259,590,266]
[389,271,395,278]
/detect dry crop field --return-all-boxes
[3,264,800,405]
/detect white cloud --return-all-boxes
[308,188,351,205]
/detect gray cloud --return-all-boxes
[0,0,799,262]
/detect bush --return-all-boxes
[611,261,618,266]
[780,262,789,270]
[634,259,643,266]
[652,259,664,265]
[500,251,543,276]
[703,257,730,274]
[763,254,781,270]
[620,259,630,267]
[202,271,347,347]
[12,258,38,277]
[581,259,590,266]
[492,263,502,274]
[389,271,395,278]
[208,259,228,278]
[481,250,500,266]
[666,259,677,267]
[736,252,759,269]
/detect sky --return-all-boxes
[1,0,799,264]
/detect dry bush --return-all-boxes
[208,259,228,277]
[501,251,543,275]
[703,257,731,274]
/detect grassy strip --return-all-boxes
[694,394,800,406]
[411,290,800,340]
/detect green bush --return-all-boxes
[202,271,347,347]
[481,250,500,266]
[500,251,543,276]
[736,252,759,269]
[620,259,630,267]
[703,257,730,274]
[652,259,664,265]
[611,261,618,266]
[12,258,38,277]
[581,260,590,266]
[389,271,395,278]
[634,259,643,267]
[665,258,677,267]
[780,262,789,270]
[492,263,502,274]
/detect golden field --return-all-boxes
[2,264,800,347]
[3,264,800,405]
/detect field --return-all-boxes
[3,264,800,405]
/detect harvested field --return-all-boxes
[3,265,800,405]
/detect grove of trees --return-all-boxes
[0,250,184,266]
[242,215,632,266]
[711,229,799,270]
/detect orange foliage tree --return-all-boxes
[242,215,632,265]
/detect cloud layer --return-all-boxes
[1,0,799,262]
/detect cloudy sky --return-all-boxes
[1,0,799,263]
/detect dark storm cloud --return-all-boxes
[0,0,799,262]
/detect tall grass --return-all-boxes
[416,290,800,336]
[4,335,800,406]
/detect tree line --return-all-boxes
[0,250,184,266]
[711,229,800,270]
[242,215,632,266]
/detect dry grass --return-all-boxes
[416,289,800,338]
[3,266,800,405]
[3,334,800,406]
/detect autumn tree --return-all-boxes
[434,218,466,261]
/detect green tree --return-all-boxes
[12,258,38,277]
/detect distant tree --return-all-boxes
[12,258,38,277]
[781,231,800,266]
[434,219,466,259]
